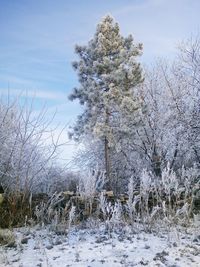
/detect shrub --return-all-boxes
[0,229,15,246]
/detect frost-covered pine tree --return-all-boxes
[69,15,143,186]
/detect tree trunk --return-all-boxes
[152,144,161,177]
[105,136,111,188]
[105,108,111,189]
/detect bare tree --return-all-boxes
[0,94,68,196]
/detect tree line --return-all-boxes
[69,15,200,193]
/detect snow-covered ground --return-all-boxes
[0,224,200,267]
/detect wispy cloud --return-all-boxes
[113,0,166,17]
[0,88,67,101]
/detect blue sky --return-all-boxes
[0,0,200,162]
